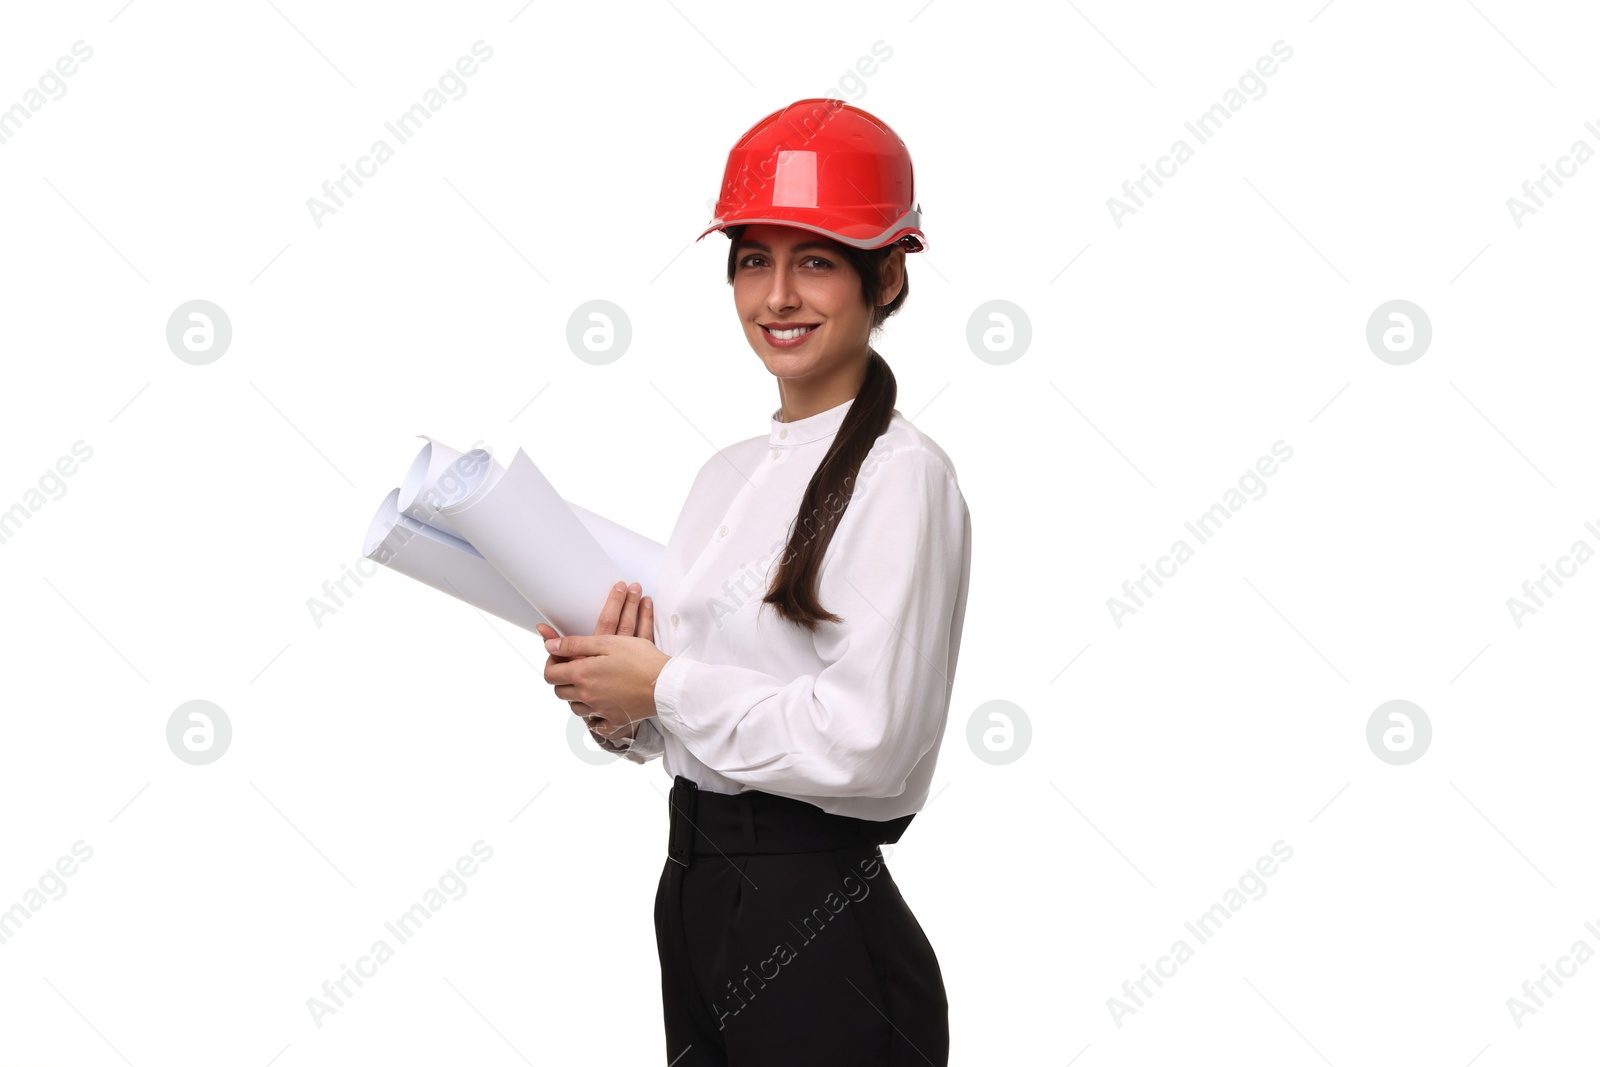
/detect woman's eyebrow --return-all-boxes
[737,240,836,256]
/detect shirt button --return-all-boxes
[717,525,728,538]
[779,428,788,439]
[770,448,781,460]
[670,613,680,628]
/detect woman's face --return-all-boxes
[731,224,889,387]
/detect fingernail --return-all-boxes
[614,581,625,592]
[544,638,559,651]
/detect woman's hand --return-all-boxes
[537,581,665,741]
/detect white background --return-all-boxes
[2,1,1597,1064]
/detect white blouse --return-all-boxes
[600,394,972,822]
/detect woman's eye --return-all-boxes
[738,254,830,269]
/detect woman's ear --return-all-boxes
[878,247,907,306]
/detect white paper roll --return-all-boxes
[398,436,491,542]
[566,500,665,595]
[436,448,625,637]
[363,487,547,633]
[400,436,665,593]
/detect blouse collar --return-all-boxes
[769,395,854,448]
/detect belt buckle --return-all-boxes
[668,776,698,867]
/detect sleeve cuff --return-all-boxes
[594,717,665,763]
[652,654,695,735]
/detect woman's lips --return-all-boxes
[761,324,819,349]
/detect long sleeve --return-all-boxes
[593,716,665,763]
[650,445,968,799]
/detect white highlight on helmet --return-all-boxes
[771,150,819,208]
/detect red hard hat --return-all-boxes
[697,98,926,253]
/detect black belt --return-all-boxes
[667,774,914,867]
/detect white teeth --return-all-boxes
[768,325,816,340]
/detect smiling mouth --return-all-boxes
[763,324,819,340]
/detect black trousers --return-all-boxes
[653,775,948,1066]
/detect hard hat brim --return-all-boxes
[696,210,925,253]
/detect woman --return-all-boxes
[536,98,972,1067]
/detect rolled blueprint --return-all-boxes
[567,500,664,596]
[435,448,624,637]
[363,487,548,633]
[398,435,487,542]
[399,436,664,593]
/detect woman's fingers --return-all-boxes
[571,698,604,727]
[572,701,610,733]
[593,582,629,636]
[582,703,635,739]
[594,580,643,637]
[536,622,568,665]
[616,582,642,637]
[639,592,654,646]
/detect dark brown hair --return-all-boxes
[723,224,910,630]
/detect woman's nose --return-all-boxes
[766,274,799,313]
